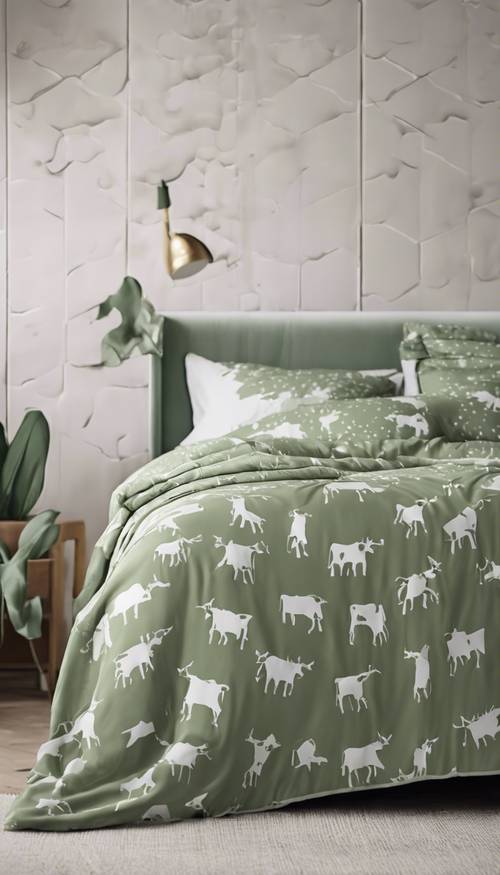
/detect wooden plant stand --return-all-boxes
[0,520,86,696]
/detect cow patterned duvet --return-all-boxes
[4,426,500,830]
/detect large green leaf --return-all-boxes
[0,510,59,640]
[0,411,50,520]
[17,509,60,558]
[0,423,8,474]
[97,275,163,367]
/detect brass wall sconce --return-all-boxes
[157,180,213,280]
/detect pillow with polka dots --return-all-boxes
[183,353,402,445]
[399,322,500,440]
[232,396,442,448]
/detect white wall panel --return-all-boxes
[0,0,6,424]
[6,0,148,552]
[362,0,500,310]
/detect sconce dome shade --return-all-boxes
[165,232,213,280]
[158,179,213,280]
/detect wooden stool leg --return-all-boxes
[72,521,87,598]
[48,541,65,697]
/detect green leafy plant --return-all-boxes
[97,275,163,367]
[0,410,50,520]
[0,511,60,642]
[0,411,59,650]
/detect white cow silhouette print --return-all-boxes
[160,742,211,782]
[243,730,280,788]
[323,481,384,504]
[255,423,306,439]
[291,739,328,771]
[394,498,437,538]
[27,769,59,789]
[130,502,204,545]
[287,510,311,558]
[114,628,171,688]
[391,737,439,783]
[396,556,441,614]
[310,385,332,402]
[328,538,384,577]
[121,720,158,748]
[385,413,429,437]
[185,793,208,815]
[154,536,202,567]
[52,757,86,795]
[255,651,314,697]
[413,737,439,776]
[472,390,500,411]
[453,707,500,749]
[80,613,112,662]
[35,798,72,815]
[334,666,381,714]
[142,804,170,823]
[197,599,252,650]
[319,411,340,433]
[50,696,103,754]
[119,767,157,801]
[178,662,230,727]
[36,731,75,763]
[453,706,500,749]
[445,627,485,676]
[155,503,204,534]
[214,537,269,585]
[477,558,500,585]
[342,733,392,788]
[66,697,103,751]
[442,502,487,554]
[349,604,388,646]
[228,497,266,534]
[109,578,170,625]
[280,594,326,634]
[404,646,431,703]
[32,757,86,795]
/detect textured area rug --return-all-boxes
[1,778,499,875]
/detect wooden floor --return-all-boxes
[0,690,50,794]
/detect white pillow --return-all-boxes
[402,359,420,395]
[183,353,402,445]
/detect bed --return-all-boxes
[5,311,500,831]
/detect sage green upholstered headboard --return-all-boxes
[150,311,500,457]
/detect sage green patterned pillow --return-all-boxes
[400,322,498,393]
[234,397,442,447]
[421,367,500,441]
[184,353,402,445]
[400,321,497,363]
[399,322,500,440]
[427,395,500,442]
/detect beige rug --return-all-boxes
[1,778,499,875]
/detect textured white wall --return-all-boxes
[129,0,360,312]
[5,0,149,551]
[0,0,6,425]
[362,0,500,310]
[1,0,500,550]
